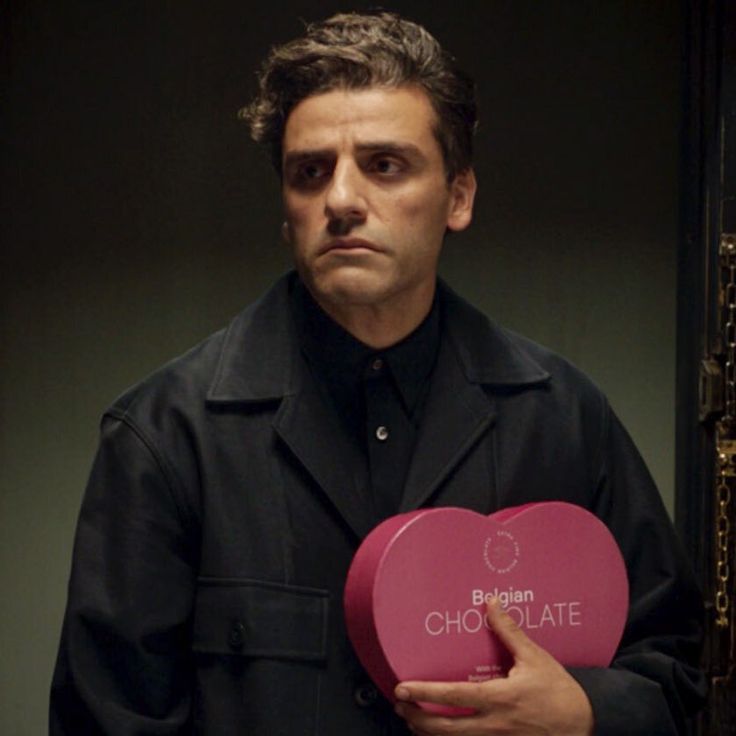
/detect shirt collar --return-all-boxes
[206,272,549,405]
[291,278,440,415]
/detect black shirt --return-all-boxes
[291,279,440,519]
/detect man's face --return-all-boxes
[281,86,476,318]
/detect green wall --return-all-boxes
[1,1,680,732]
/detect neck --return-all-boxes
[311,284,436,349]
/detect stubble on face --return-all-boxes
[281,86,475,347]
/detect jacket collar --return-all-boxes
[439,282,550,387]
[206,272,549,404]
[206,273,301,403]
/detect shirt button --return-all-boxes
[375,425,389,441]
[371,358,384,371]
[228,621,245,650]
[354,683,378,707]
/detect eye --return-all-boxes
[302,162,327,179]
[369,156,404,176]
[299,160,330,180]
[287,159,332,189]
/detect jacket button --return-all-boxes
[228,621,245,650]
[354,683,378,707]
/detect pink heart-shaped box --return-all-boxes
[344,502,628,705]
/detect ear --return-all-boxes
[281,220,292,244]
[446,168,477,233]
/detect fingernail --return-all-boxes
[395,685,410,701]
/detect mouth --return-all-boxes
[320,238,383,255]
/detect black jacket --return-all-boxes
[51,274,705,735]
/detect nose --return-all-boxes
[324,159,367,227]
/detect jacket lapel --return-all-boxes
[272,373,376,541]
[400,337,496,511]
[205,274,551,537]
[400,282,551,512]
[206,274,375,540]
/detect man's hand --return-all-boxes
[393,598,594,735]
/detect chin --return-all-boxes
[322,284,389,309]
[310,269,394,308]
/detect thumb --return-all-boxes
[486,597,536,660]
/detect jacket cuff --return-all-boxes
[567,667,679,736]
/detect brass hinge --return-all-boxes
[701,358,724,422]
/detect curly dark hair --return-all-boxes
[240,11,477,180]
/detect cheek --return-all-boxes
[386,192,431,224]
[393,192,451,236]
[396,180,449,216]
[283,194,317,230]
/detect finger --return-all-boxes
[395,701,478,734]
[395,679,504,710]
[485,597,537,660]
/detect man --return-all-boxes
[51,11,704,735]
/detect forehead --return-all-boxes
[282,86,440,154]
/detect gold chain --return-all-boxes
[715,234,736,628]
[715,436,733,628]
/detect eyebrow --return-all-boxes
[355,142,425,158]
[283,142,425,169]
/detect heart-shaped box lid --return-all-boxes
[344,502,629,705]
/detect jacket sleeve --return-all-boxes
[569,403,706,736]
[50,411,198,734]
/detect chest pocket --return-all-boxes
[191,578,330,735]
